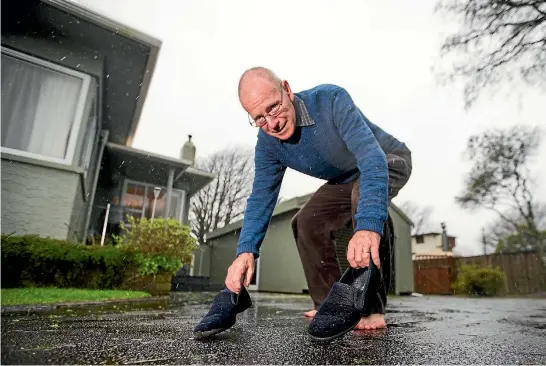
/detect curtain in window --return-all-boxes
[1,54,82,159]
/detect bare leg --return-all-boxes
[298,151,411,328]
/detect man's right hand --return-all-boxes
[225,253,255,293]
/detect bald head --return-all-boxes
[237,66,297,140]
[238,67,282,100]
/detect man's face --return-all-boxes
[240,79,297,140]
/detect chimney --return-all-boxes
[181,134,196,165]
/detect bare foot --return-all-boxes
[304,309,317,318]
[354,313,386,330]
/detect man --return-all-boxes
[225,67,412,330]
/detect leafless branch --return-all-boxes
[189,146,254,245]
[398,201,435,235]
[435,0,546,108]
[456,124,544,252]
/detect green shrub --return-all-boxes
[113,216,197,276]
[452,264,506,296]
[1,218,196,291]
[1,235,135,289]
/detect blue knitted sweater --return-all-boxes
[236,84,408,257]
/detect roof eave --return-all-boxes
[179,167,216,197]
[41,0,162,47]
[106,142,192,169]
[390,203,414,227]
[126,45,159,147]
[42,0,162,147]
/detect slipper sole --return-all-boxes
[308,318,362,343]
[193,302,251,339]
[193,324,232,339]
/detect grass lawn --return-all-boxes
[1,288,151,306]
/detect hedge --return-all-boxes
[452,264,506,296]
[1,235,136,289]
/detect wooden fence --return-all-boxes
[413,251,546,295]
[414,256,456,295]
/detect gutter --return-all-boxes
[82,129,109,244]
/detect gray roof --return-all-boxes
[207,193,414,241]
[106,143,215,196]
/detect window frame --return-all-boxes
[80,86,99,178]
[1,46,92,166]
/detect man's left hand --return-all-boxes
[347,230,381,269]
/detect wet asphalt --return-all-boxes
[1,292,545,365]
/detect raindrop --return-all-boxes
[76,64,81,68]
[135,96,139,100]
[119,161,125,168]
[60,56,67,61]
[106,74,110,78]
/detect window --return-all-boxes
[121,180,186,223]
[415,235,424,244]
[122,182,147,218]
[1,48,91,165]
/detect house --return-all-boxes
[412,231,456,259]
[1,0,214,243]
[189,194,415,295]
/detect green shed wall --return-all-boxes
[258,212,308,293]
[391,208,414,294]
[202,205,414,295]
[209,231,240,286]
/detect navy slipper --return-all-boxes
[193,286,252,339]
[307,260,382,342]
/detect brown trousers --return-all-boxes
[291,150,412,312]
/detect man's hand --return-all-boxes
[347,230,381,269]
[225,253,255,293]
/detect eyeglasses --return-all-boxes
[248,83,285,127]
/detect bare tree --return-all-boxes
[435,0,546,108]
[484,203,546,252]
[189,146,254,245]
[456,124,544,252]
[398,200,435,235]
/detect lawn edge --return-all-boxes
[1,294,170,314]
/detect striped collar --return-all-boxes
[293,95,315,127]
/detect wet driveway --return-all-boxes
[1,292,545,364]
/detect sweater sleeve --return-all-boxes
[331,87,389,236]
[236,138,286,258]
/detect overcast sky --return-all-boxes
[72,0,546,256]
